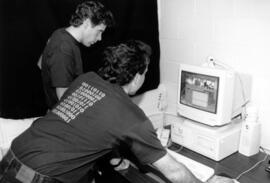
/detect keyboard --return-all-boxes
[167,149,215,182]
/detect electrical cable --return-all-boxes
[234,146,269,180]
[171,144,184,153]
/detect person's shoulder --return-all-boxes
[78,72,102,82]
[50,28,64,37]
[47,28,70,48]
[59,41,72,53]
[50,28,71,41]
[83,71,98,77]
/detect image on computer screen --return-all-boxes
[180,71,219,114]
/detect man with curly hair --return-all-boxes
[38,1,114,110]
[1,40,234,183]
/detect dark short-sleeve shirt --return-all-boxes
[41,28,83,109]
[11,72,166,183]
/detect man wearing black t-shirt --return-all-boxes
[38,1,114,110]
[0,40,233,183]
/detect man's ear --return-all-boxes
[83,19,91,28]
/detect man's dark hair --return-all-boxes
[98,40,152,86]
[70,1,114,27]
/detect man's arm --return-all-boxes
[152,152,235,183]
[56,87,68,100]
[152,152,203,183]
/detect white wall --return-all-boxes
[159,0,270,151]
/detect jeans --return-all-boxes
[0,149,61,183]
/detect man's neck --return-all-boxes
[65,26,82,43]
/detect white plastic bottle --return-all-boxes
[238,106,261,156]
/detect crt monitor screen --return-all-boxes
[180,71,219,114]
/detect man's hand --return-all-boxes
[110,158,130,171]
[207,175,235,183]
[153,153,203,183]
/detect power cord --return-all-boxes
[171,144,184,153]
[234,146,269,181]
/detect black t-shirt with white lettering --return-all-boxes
[11,72,166,183]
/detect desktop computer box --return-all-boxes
[171,118,242,161]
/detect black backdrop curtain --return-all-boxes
[0,0,160,118]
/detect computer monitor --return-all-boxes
[177,63,251,126]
